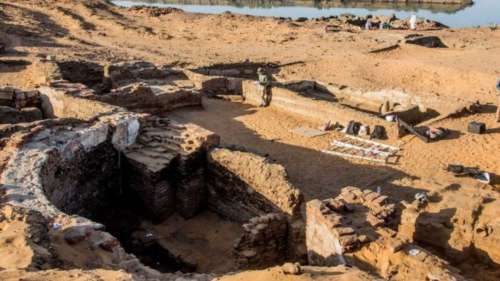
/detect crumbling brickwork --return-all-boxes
[104,61,169,87]
[399,185,500,266]
[41,141,121,218]
[306,186,467,281]
[96,82,202,114]
[0,87,43,124]
[124,117,219,219]
[206,148,303,222]
[234,213,288,269]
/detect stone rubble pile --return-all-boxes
[306,186,467,281]
[234,213,288,269]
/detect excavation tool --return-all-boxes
[322,135,400,164]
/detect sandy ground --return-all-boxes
[1,0,500,280]
[151,211,242,273]
[218,265,379,281]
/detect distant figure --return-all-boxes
[257,67,272,107]
[365,19,373,30]
[409,15,417,30]
[496,79,500,122]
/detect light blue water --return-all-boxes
[113,0,500,28]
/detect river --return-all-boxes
[112,0,500,28]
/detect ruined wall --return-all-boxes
[306,198,367,266]
[123,118,220,219]
[95,83,202,114]
[104,61,169,87]
[242,81,395,133]
[306,186,466,281]
[0,87,43,124]
[206,148,303,222]
[234,213,288,269]
[41,141,120,218]
[57,60,105,91]
[185,70,243,96]
[399,186,500,266]
[39,83,121,121]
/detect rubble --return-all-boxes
[234,213,288,269]
[306,186,467,281]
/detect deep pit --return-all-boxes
[32,110,302,274]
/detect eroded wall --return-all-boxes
[206,148,303,222]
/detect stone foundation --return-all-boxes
[234,213,288,269]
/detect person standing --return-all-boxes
[409,15,417,30]
[257,67,272,107]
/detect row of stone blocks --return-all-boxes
[0,87,43,124]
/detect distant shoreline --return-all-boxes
[114,0,474,14]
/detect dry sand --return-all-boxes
[1,0,500,280]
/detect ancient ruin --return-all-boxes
[1,1,499,281]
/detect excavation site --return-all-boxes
[0,1,499,281]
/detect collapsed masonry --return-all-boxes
[306,187,467,281]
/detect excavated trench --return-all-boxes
[191,62,443,127]
[28,59,494,280]
[39,141,190,272]
[37,137,270,274]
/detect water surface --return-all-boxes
[113,0,500,28]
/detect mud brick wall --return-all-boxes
[338,186,396,227]
[234,213,288,269]
[39,83,120,121]
[123,118,220,220]
[206,148,303,223]
[124,156,177,219]
[174,152,207,218]
[96,83,202,114]
[306,199,360,266]
[305,186,466,281]
[184,70,244,96]
[0,106,43,124]
[0,87,43,124]
[242,81,394,133]
[104,61,168,87]
[172,122,220,218]
[0,87,40,109]
[41,142,121,218]
[306,186,396,266]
